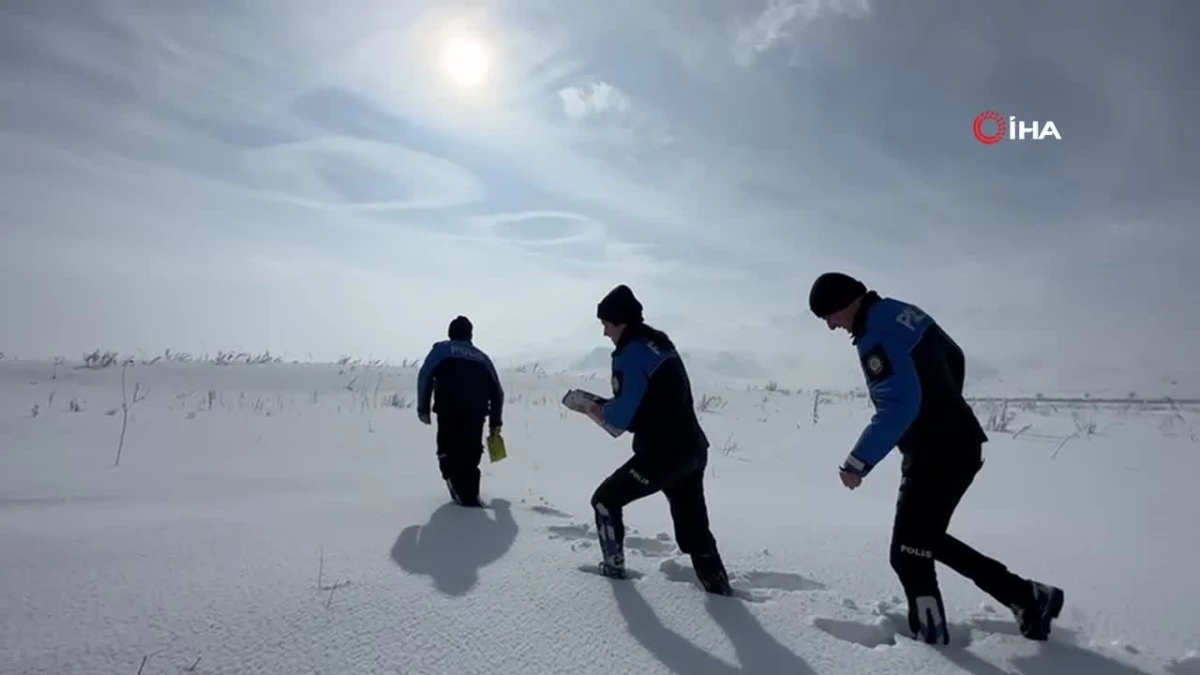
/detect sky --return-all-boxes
[1,0,1197,393]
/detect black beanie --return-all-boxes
[809,272,867,317]
[448,315,473,340]
[597,284,644,325]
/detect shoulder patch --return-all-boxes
[611,371,623,396]
[860,343,892,384]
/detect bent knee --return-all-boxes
[591,487,612,511]
[591,476,628,510]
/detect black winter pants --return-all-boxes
[890,454,1030,638]
[590,451,720,566]
[435,412,486,501]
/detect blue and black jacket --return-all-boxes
[600,323,709,460]
[840,291,988,478]
[416,339,504,427]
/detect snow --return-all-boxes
[1,358,1197,675]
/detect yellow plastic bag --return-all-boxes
[487,429,507,463]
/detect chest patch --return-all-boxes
[860,344,893,384]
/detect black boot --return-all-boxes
[692,553,733,596]
[462,468,483,507]
[593,503,627,577]
[596,559,628,579]
[446,479,483,507]
[906,594,950,645]
[1010,580,1064,641]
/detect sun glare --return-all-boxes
[440,35,489,88]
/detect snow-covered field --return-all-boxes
[1,358,1197,675]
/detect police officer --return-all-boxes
[808,272,1064,644]
[416,315,504,507]
[579,284,733,595]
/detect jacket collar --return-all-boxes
[850,291,881,344]
[612,321,646,354]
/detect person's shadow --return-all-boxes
[872,610,1155,675]
[939,627,1156,675]
[935,642,1156,675]
[613,585,1154,675]
[390,498,518,597]
[610,581,817,675]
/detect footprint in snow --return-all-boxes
[816,603,1163,675]
[530,496,828,601]
[545,518,677,558]
[624,535,677,557]
[811,615,904,649]
[737,570,827,592]
[521,496,574,518]
[812,597,1084,651]
[547,523,592,539]
[813,595,985,649]
[529,504,573,519]
[813,609,990,650]
[657,559,826,604]
[525,499,681,554]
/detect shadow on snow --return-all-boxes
[611,580,818,675]
[390,498,518,597]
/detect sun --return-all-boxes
[439,34,490,88]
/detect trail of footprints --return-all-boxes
[520,496,828,604]
[518,496,1068,649]
[808,596,1094,652]
[811,597,1006,649]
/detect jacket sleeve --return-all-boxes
[416,343,446,415]
[840,333,922,478]
[484,355,504,427]
[601,343,657,431]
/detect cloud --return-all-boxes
[238,136,485,212]
[0,0,1195,395]
[558,81,632,121]
[731,0,872,67]
[468,210,605,247]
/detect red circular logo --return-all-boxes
[973,111,1006,145]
